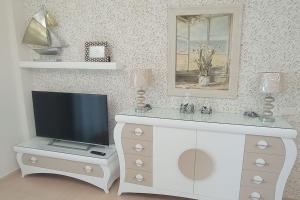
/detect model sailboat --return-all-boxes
[22,7,67,58]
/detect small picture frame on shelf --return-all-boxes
[85,41,110,62]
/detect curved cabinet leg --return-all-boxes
[275,139,297,200]
[117,190,122,196]
[114,123,125,195]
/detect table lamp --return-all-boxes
[259,72,281,122]
[133,69,152,112]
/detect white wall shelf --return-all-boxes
[19,61,120,70]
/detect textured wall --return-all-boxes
[23,0,300,198]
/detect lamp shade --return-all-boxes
[133,69,152,90]
[259,72,281,94]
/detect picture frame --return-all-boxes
[167,6,243,98]
[85,41,110,62]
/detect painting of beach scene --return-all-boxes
[168,7,242,98]
[175,14,232,90]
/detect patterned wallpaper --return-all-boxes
[23,0,300,198]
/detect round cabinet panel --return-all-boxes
[195,150,214,180]
[178,149,214,180]
[178,149,196,180]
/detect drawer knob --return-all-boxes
[134,128,143,136]
[84,165,93,173]
[30,156,37,164]
[135,174,144,182]
[135,159,144,167]
[251,175,264,184]
[249,192,261,200]
[256,140,270,150]
[255,158,268,167]
[134,144,144,152]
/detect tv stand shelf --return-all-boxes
[14,137,119,193]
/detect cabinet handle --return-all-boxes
[249,197,262,200]
[134,174,144,182]
[251,176,265,184]
[133,128,143,136]
[133,144,144,152]
[256,140,271,150]
[84,165,93,173]
[254,158,268,167]
[135,159,144,167]
[249,192,262,200]
[30,156,38,164]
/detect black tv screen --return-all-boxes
[32,91,109,145]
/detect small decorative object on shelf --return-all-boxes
[180,103,195,114]
[200,106,212,114]
[144,104,152,111]
[180,91,195,114]
[85,41,110,62]
[243,111,259,118]
[22,6,68,61]
[259,72,282,122]
[133,69,152,113]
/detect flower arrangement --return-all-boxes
[195,45,215,77]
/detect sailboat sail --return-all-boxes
[48,30,62,47]
[22,18,49,46]
[45,11,58,27]
[33,9,47,28]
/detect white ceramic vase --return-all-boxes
[199,76,210,86]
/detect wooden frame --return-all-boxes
[167,6,243,98]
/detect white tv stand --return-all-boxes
[14,137,119,193]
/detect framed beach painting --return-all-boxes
[167,6,243,98]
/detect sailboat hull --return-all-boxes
[33,47,62,55]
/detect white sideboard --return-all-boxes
[114,108,297,200]
[14,137,119,193]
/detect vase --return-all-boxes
[198,76,210,86]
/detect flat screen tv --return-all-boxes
[32,91,109,145]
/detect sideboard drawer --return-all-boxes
[240,186,275,200]
[241,170,278,189]
[125,169,152,187]
[122,123,153,141]
[125,154,152,172]
[245,135,285,155]
[122,139,153,157]
[243,152,284,173]
[22,154,103,177]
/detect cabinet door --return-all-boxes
[155,127,196,194]
[195,130,245,200]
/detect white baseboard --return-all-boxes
[0,167,20,179]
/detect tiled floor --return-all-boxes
[0,171,294,200]
[0,171,187,200]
